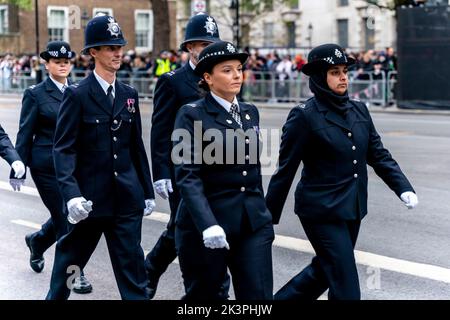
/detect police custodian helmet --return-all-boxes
[195,41,248,76]
[301,43,356,76]
[40,41,75,61]
[82,14,127,55]
[180,12,221,52]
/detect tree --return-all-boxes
[150,0,171,60]
[0,0,32,10]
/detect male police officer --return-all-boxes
[47,15,155,300]
[146,13,228,299]
[1,125,25,181]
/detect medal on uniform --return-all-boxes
[127,98,136,113]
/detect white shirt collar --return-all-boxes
[93,69,115,97]
[49,75,68,93]
[189,60,196,71]
[210,91,239,113]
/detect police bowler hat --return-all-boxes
[180,13,221,52]
[40,41,75,61]
[302,43,356,76]
[82,15,127,55]
[195,41,248,76]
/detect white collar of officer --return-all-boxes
[93,69,115,97]
[49,75,68,93]
[189,60,196,71]
[210,91,239,113]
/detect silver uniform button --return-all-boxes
[245,139,250,144]
[354,173,358,178]
[96,119,99,123]
[114,154,118,159]
[113,137,117,142]
[114,171,118,177]
[245,155,250,160]
[352,146,356,150]
[240,187,245,192]
[348,132,352,137]
[242,171,247,176]
[113,119,118,125]
[353,160,357,164]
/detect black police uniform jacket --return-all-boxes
[266,98,414,223]
[0,124,20,165]
[53,73,154,217]
[10,78,67,178]
[173,93,272,236]
[151,63,201,181]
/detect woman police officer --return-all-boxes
[11,41,92,293]
[265,43,418,300]
[173,41,274,300]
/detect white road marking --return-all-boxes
[3,183,450,284]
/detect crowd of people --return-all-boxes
[0,46,398,92]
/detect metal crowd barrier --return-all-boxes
[0,69,398,107]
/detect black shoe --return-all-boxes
[72,275,93,294]
[25,234,44,273]
[145,268,160,300]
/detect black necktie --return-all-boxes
[61,85,67,93]
[229,103,242,127]
[107,85,114,107]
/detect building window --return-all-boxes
[93,8,113,17]
[363,17,375,50]
[263,22,274,47]
[286,22,296,48]
[135,10,153,51]
[338,0,349,6]
[48,7,68,42]
[337,19,348,48]
[290,0,299,9]
[0,5,8,34]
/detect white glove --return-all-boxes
[202,225,230,250]
[11,160,26,178]
[400,191,418,209]
[144,199,156,216]
[10,178,25,191]
[67,197,93,224]
[153,179,173,200]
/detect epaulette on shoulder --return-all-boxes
[70,83,80,88]
[296,103,306,109]
[123,83,135,90]
[351,98,361,103]
[185,103,198,108]
[28,84,36,90]
[167,71,176,77]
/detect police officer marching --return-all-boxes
[265,43,418,300]
[146,12,230,299]
[46,15,155,300]
[10,41,92,294]
[173,41,274,300]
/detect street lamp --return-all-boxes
[307,23,313,49]
[229,0,240,49]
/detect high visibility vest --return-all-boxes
[155,58,172,77]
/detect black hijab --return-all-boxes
[309,67,352,115]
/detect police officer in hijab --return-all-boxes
[266,43,418,300]
[47,15,155,300]
[146,12,230,299]
[173,41,274,300]
[10,41,93,294]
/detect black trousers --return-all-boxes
[274,218,361,300]
[45,210,148,300]
[144,183,180,280]
[29,169,68,253]
[175,219,274,301]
